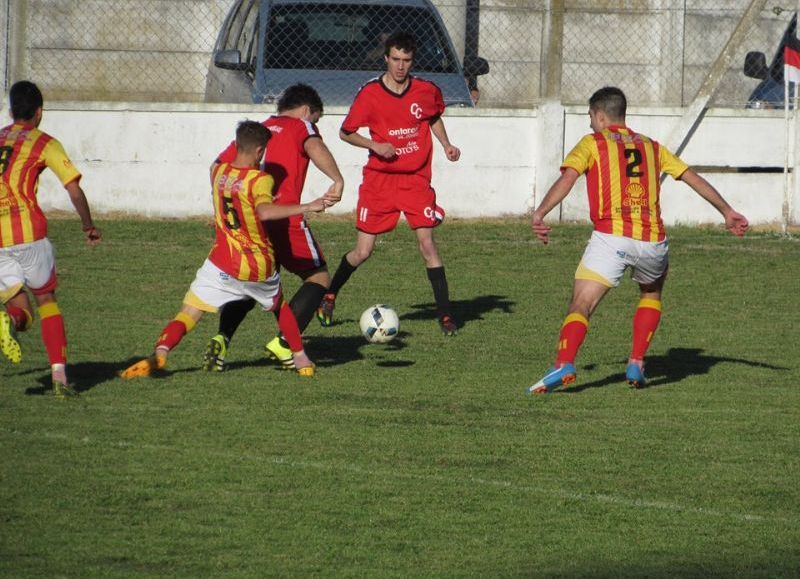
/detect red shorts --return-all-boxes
[356,170,445,234]
[266,216,327,275]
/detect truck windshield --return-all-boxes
[264,3,459,73]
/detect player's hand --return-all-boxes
[725,210,749,237]
[530,214,551,245]
[372,142,397,160]
[444,144,460,162]
[323,181,344,206]
[83,226,103,246]
[306,196,327,213]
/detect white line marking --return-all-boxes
[3,428,791,524]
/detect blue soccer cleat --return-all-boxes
[626,363,647,388]
[526,363,577,395]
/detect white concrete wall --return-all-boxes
[0,101,794,227]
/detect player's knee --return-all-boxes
[350,246,373,265]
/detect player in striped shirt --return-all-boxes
[119,121,328,380]
[0,81,102,399]
[203,84,344,372]
[526,86,749,394]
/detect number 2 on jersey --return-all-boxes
[625,148,643,177]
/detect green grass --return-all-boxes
[1,217,799,578]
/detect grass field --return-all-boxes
[1,217,799,578]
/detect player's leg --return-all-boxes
[527,279,610,395]
[1,240,46,364]
[266,268,329,366]
[30,290,78,398]
[527,232,625,395]
[273,297,314,376]
[414,226,457,335]
[121,304,204,380]
[204,298,256,372]
[319,171,394,327]
[0,290,32,364]
[318,231,378,326]
[627,243,669,387]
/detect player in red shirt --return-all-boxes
[202,84,344,371]
[317,32,461,336]
[120,121,328,380]
[0,81,102,398]
[526,87,749,394]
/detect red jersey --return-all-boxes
[0,122,81,248]
[207,162,276,282]
[217,115,320,205]
[561,125,688,242]
[341,76,445,179]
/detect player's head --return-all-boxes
[277,83,324,121]
[9,80,44,124]
[384,32,416,84]
[235,120,270,163]
[588,87,627,130]
[384,31,416,58]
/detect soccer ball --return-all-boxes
[359,304,400,343]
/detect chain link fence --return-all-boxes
[0,0,795,109]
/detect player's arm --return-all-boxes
[530,168,580,245]
[430,116,460,162]
[255,196,327,221]
[340,129,396,160]
[305,137,344,205]
[64,179,102,245]
[679,169,749,236]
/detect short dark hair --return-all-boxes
[9,81,43,121]
[277,83,323,115]
[589,86,627,121]
[384,31,416,58]
[235,120,271,152]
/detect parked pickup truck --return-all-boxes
[205,0,489,107]
[743,13,797,108]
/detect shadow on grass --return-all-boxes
[405,294,515,329]
[307,333,412,369]
[566,347,789,393]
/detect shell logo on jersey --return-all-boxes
[410,102,423,119]
[623,182,647,207]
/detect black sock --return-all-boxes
[289,281,328,333]
[426,266,451,318]
[328,253,359,296]
[218,298,256,342]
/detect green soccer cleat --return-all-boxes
[317,293,336,327]
[0,311,22,364]
[202,334,228,372]
[53,381,79,400]
[265,336,295,369]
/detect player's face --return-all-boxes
[385,47,414,84]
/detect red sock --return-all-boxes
[38,302,67,365]
[630,298,662,360]
[555,313,589,365]
[275,301,303,352]
[6,303,32,331]
[155,312,197,352]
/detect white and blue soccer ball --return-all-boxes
[359,304,400,343]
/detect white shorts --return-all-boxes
[184,259,282,313]
[576,231,669,288]
[0,238,56,303]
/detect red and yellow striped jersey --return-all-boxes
[207,162,276,282]
[0,122,81,248]
[561,125,688,242]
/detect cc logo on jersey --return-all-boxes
[410,102,423,119]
